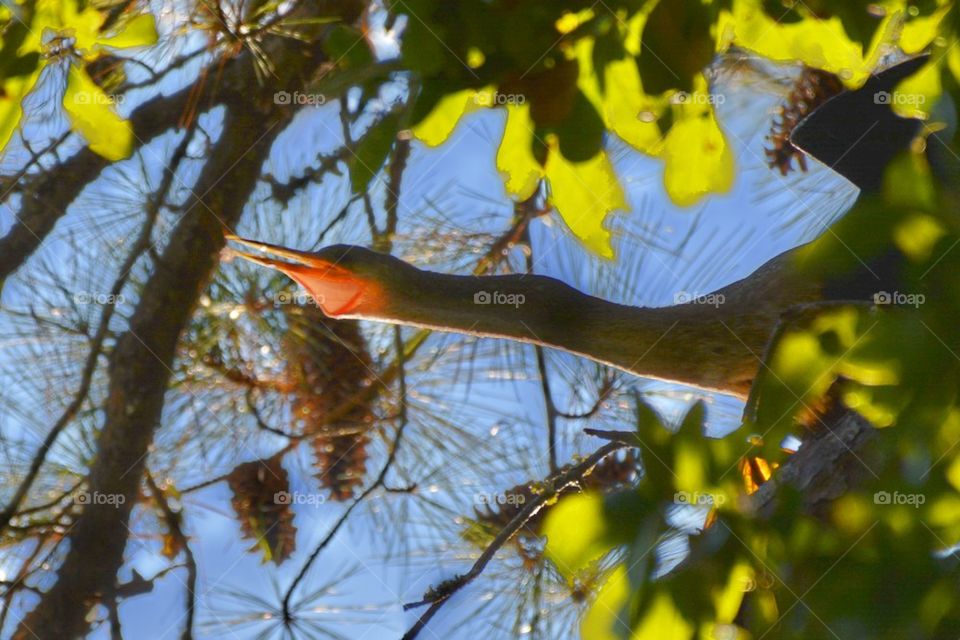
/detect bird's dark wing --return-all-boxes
[790,55,929,193]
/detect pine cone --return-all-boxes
[226,455,297,565]
[766,67,844,176]
[285,304,374,500]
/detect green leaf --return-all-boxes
[322,25,374,70]
[350,113,400,194]
[555,90,605,162]
[544,143,626,258]
[639,0,715,94]
[63,65,133,161]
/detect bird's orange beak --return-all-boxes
[224,235,369,317]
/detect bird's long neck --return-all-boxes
[335,250,819,398]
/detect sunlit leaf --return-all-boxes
[496,103,542,200]
[542,492,618,578]
[0,69,41,154]
[410,87,485,147]
[632,589,695,640]
[718,0,892,86]
[600,55,662,152]
[661,106,734,206]
[96,14,159,50]
[63,65,132,161]
[713,560,753,624]
[580,565,631,640]
[544,142,626,258]
[900,5,951,53]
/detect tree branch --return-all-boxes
[401,441,631,640]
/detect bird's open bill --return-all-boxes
[224,234,369,316]
[224,234,328,269]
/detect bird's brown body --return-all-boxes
[226,237,826,399]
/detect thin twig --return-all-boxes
[0,128,195,534]
[145,471,197,640]
[400,441,632,640]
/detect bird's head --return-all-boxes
[224,235,406,318]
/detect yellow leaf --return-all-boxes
[495,103,543,200]
[580,565,631,640]
[949,48,960,86]
[661,109,734,207]
[894,213,945,262]
[411,88,487,147]
[545,141,625,258]
[0,70,42,155]
[96,14,159,50]
[542,492,613,577]
[633,590,695,640]
[713,561,753,624]
[900,5,951,54]
[22,0,156,60]
[721,0,896,86]
[556,9,594,35]
[602,56,662,153]
[63,65,132,161]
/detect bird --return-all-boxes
[225,54,941,401]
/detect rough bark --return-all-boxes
[749,409,880,518]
